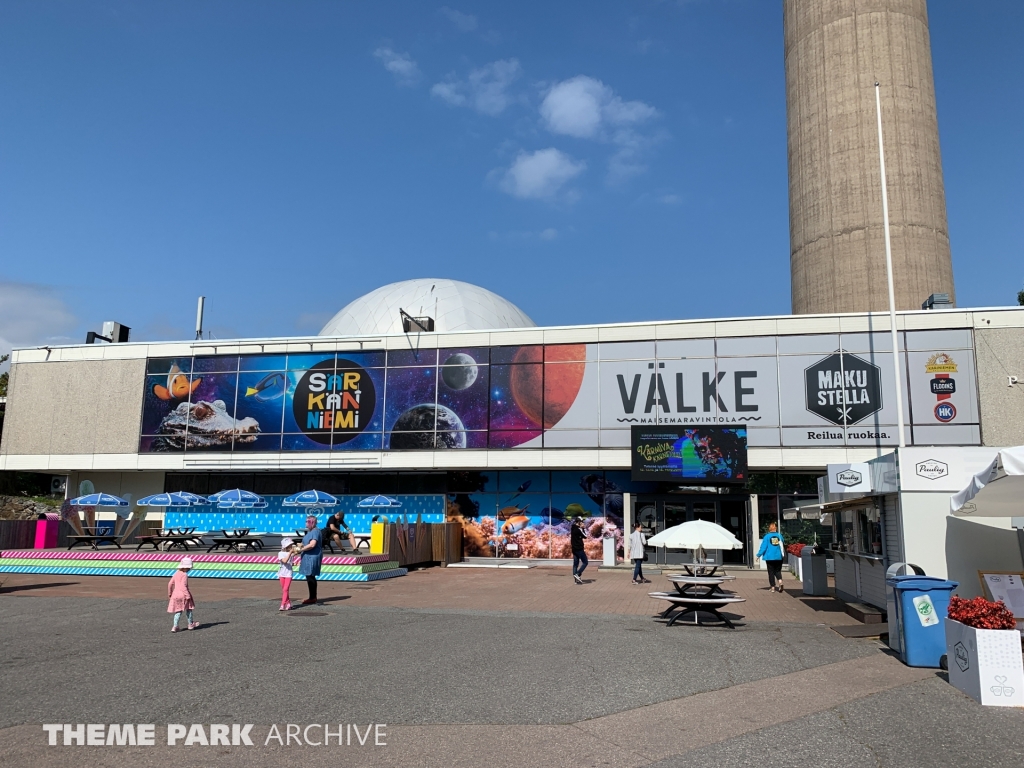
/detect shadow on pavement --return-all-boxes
[0,581,80,593]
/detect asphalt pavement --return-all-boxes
[1,578,1022,767]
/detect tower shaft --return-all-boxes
[785,0,955,314]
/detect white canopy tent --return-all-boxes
[950,446,1024,518]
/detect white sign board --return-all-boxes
[827,463,872,494]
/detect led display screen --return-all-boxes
[631,426,748,483]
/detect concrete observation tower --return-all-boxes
[785,0,956,314]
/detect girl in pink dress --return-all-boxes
[167,557,197,632]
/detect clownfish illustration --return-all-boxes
[489,505,531,545]
[153,364,201,401]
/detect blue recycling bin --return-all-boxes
[886,576,958,668]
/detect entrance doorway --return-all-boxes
[635,495,750,566]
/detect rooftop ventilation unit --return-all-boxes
[921,293,953,311]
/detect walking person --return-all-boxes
[277,537,298,611]
[756,522,786,593]
[167,557,197,632]
[570,516,588,584]
[298,515,323,605]
[629,522,649,584]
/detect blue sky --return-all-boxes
[0,0,1021,355]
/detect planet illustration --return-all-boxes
[389,404,467,449]
[441,353,479,391]
[510,344,586,428]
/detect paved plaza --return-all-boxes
[1,566,1022,767]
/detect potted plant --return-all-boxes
[945,596,1024,707]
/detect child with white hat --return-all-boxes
[277,538,300,611]
[167,557,197,632]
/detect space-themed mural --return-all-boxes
[139,345,590,453]
[139,329,980,453]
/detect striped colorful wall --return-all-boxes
[0,550,407,582]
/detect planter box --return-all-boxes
[945,618,1024,707]
[787,553,803,582]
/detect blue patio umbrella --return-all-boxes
[136,492,196,507]
[68,493,129,507]
[357,495,402,508]
[283,490,338,507]
[172,491,211,506]
[213,489,268,509]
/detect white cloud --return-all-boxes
[498,148,586,200]
[431,59,521,116]
[373,47,421,86]
[0,281,77,368]
[439,6,478,32]
[539,228,559,241]
[540,76,657,139]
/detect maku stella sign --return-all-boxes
[805,352,882,426]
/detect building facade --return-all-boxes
[2,305,1022,565]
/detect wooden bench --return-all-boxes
[649,592,747,628]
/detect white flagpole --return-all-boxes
[875,82,906,449]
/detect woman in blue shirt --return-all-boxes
[756,522,786,593]
[297,514,323,605]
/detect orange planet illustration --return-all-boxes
[510,345,586,428]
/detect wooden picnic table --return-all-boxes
[206,531,265,553]
[648,592,747,628]
[135,532,207,552]
[67,531,123,550]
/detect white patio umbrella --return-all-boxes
[647,520,743,558]
[950,446,1024,517]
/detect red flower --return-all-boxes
[947,595,1017,630]
[785,543,806,557]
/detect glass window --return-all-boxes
[240,354,288,371]
[147,357,191,375]
[837,509,856,552]
[858,506,882,555]
[301,474,348,494]
[440,348,489,366]
[777,474,819,494]
[347,473,398,494]
[498,471,549,493]
[388,348,437,367]
[397,474,446,494]
[447,471,495,493]
[164,474,210,494]
[384,367,438,434]
[489,364,543,429]
[490,345,541,365]
[287,353,336,371]
[193,355,239,373]
[253,474,302,495]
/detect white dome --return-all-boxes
[318,278,536,337]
